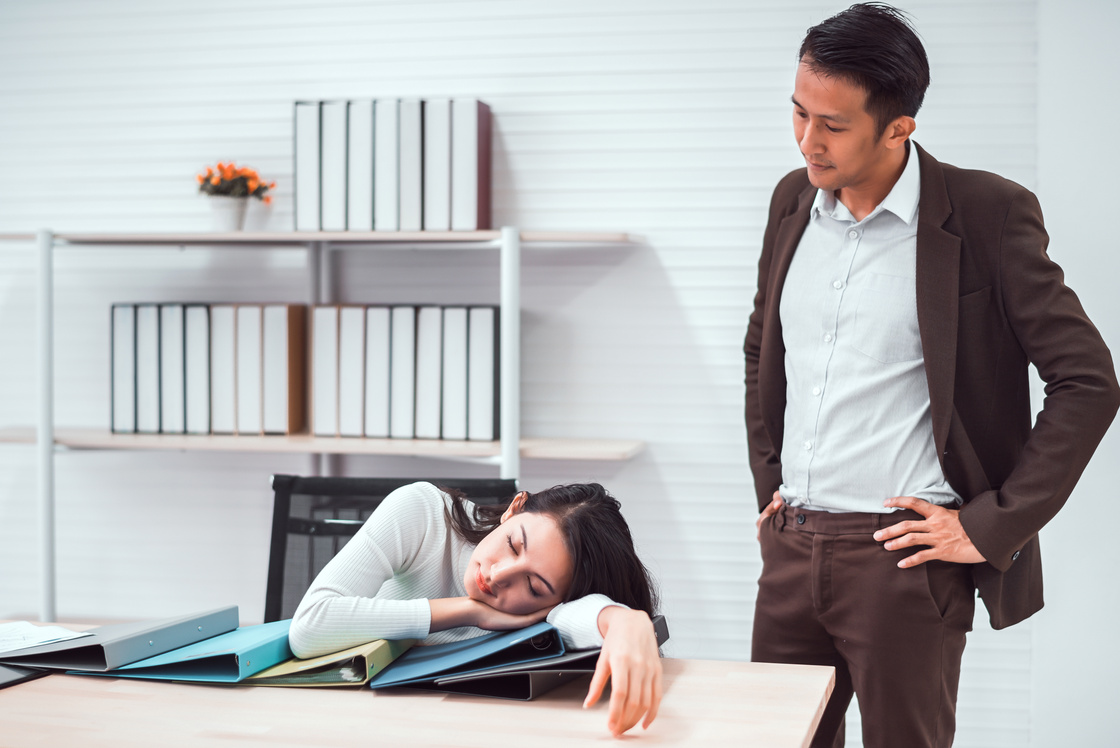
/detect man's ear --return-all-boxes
[883,115,916,150]
[501,491,529,523]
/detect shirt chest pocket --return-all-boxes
[851,273,923,363]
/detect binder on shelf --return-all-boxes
[246,637,415,687]
[423,98,452,231]
[262,304,307,435]
[135,304,161,434]
[367,621,562,698]
[347,100,375,231]
[184,304,211,435]
[320,100,349,232]
[338,306,366,438]
[311,305,340,437]
[414,306,443,439]
[159,304,185,434]
[451,99,493,231]
[78,620,292,684]
[210,305,237,435]
[363,306,391,438]
[467,306,499,441]
[235,305,263,435]
[294,100,322,231]
[389,305,417,438]
[441,306,469,441]
[0,606,239,672]
[398,98,424,232]
[374,98,400,231]
[110,303,136,434]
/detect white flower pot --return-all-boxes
[208,196,249,232]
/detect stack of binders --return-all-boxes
[310,304,499,441]
[110,303,307,436]
[294,98,492,232]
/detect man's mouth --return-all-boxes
[476,568,493,596]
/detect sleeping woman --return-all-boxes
[288,480,662,736]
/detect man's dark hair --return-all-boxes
[799,2,930,135]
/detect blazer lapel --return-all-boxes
[760,183,815,447]
[914,144,961,460]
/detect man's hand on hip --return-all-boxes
[755,490,783,540]
[875,496,986,568]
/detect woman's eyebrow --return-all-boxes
[521,525,555,594]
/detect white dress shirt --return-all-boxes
[777,145,961,513]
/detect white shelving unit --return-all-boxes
[0,228,645,621]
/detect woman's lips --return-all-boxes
[476,568,493,596]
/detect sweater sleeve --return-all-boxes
[546,593,624,650]
[287,483,446,658]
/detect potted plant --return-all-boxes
[197,162,275,231]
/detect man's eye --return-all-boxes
[826,125,844,133]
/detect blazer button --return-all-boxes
[1011,551,1021,562]
[796,514,806,525]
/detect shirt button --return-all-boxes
[833,280,843,290]
[796,514,806,525]
[824,333,833,343]
[803,440,812,451]
[848,230,859,239]
[812,386,821,396]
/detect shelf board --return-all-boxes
[0,230,642,246]
[0,427,644,461]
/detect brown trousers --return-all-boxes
[752,503,975,748]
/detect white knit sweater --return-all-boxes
[288,482,617,658]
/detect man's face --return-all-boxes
[791,60,894,196]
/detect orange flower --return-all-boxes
[210,175,221,186]
[196,174,205,184]
[247,178,260,192]
[268,181,276,189]
[263,195,273,205]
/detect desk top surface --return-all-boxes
[0,657,833,747]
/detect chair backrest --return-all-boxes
[264,474,518,623]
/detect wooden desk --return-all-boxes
[0,658,833,747]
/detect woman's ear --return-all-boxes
[500,491,529,523]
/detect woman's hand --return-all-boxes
[584,606,663,737]
[428,597,551,633]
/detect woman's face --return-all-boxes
[464,510,574,615]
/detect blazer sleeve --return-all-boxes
[957,188,1120,570]
[744,177,798,511]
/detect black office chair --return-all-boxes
[264,474,518,623]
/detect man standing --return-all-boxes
[744,4,1119,747]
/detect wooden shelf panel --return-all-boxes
[0,427,644,461]
[1,231,641,246]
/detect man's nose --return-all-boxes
[799,123,823,155]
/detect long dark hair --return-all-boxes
[800,2,930,135]
[443,483,658,617]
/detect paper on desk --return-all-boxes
[0,621,91,655]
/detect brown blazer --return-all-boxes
[744,143,1120,629]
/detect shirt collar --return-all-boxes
[811,141,921,226]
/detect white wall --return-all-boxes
[0,1,1113,745]
[1034,1,1120,746]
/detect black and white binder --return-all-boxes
[209,305,237,435]
[389,306,417,438]
[414,306,443,439]
[423,98,452,231]
[159,304,186,434]
[320,100,349,232]
[294,100,322,231]
[441,307,469,440]
[451,99,493,231]
[135,304,161,434]
[184,304,211,435]
[347,100,375,231]
[398,99,424,232]
[468,306,500,441]
[110,303,136,433]
[363,306,392,438]
[338,306,366,438]
[374,99,400,231]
